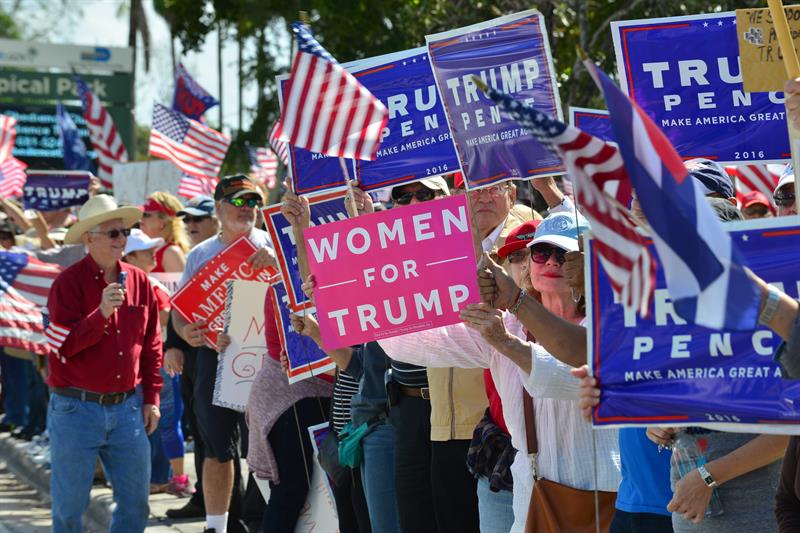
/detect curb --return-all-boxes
[0,431,111,531]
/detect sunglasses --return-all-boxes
[90,228,131,240]
[469,183,509,198]
[226,196,262,208]
[394,188,436,205]
[774,193,796,207]
[530,244,567,265]
[183,215,211,224]
[507,249,530,264]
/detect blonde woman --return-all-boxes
[139,191,190,273]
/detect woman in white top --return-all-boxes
[377,210,620,533]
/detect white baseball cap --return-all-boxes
[123,228,164,256]
[775,163,795,195]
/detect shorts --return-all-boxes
[193,346,244,462]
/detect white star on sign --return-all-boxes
[742,234,749,242]
[402,61,406,66]
[412,58,416,63]
[717,20,723,26]
[703,22,708,27]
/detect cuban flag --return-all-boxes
[585,59,761,331]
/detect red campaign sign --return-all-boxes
[171,236,278,349]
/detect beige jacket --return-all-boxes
[428,208,536,441]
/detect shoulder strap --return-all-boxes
[523,329,538,454]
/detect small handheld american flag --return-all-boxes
[278,22,388,161]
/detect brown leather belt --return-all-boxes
[397,385,430,400]
[53,387,135,406]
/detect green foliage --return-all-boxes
[0,9,19,38]
[161,0,771,175]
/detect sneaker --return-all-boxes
[166,474,194,497]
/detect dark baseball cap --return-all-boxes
[177,195,215,217]
[214,174,264,201]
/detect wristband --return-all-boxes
[509,288,526,315]
[759,285,781,326]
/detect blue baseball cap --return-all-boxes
[177,195,215,217]
[685,158,734,199]
[528,211,589,252]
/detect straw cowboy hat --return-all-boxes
[64,194,142,245]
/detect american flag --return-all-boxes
[0,114,17,163]
[586,58,761,330]
[269,121,289,166]
[149,103,230,182]
[486,89,655,318]
[278,22,388,161]
[726,164,779,214]
[75,76,128,188]
[177,173,218,199]
[0,157,27,198]
[0,251,61,356]
[248,145,278,189]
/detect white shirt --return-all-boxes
[378,314,620,533]
[482,220,506,253]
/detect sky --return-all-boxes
[45,0,289,135]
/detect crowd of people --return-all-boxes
[1,108,800,533]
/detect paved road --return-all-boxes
[0,460,51,533]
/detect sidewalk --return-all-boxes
[0,429,206,532]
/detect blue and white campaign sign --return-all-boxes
[23,171,91,211]
[262,190,348,312]
[588,218,800,433]
[611,12,790,165]
[569,107,614,143]
[278,48,461,194]
[351,48,461,189]
[269,281,336,384]
[426,10,564,189]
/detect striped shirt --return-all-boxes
[332,370,360,436]
[390,360,429,388]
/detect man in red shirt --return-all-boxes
[46,194,163,533]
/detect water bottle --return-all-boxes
[671,432,724,517]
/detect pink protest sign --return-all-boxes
[304,194,479,349]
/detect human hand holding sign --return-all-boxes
[301,274,317,304]
[460,303,508,346]
[477,252,521,310]
[281,185,311,230]
[290,312,322,345]
[247,247,278,272]
[571,365,600,422]
[182,319,208,348]
[344,186,374,218]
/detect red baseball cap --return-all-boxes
[497,220,540,259]
[741,190,770,209]
[452,171,465,189]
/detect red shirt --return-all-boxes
[46,254,163,406]
[483,369,509,434]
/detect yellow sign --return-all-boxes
[737,6,800,92]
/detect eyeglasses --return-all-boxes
[469,183,509,198]
[507,249,530,264]
[774,193,796,207]
[394,188,436,205]
[183,215,211,224]
[90,228,131,240]
[530,244,567,265]
[226,196,262,208]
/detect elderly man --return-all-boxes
[46,194,163,533]
[177,195,220,245]
[172,175,276,533]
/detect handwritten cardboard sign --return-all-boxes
[737,6,800,93]
[304,194,479,350]
[213,280,269,412]
[171,236,277,349]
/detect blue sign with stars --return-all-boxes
[589,219,800,431]
[611,12,790,165]
[278,47,460,194]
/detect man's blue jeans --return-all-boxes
[49,392,151,533]
[0,349,30,427]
